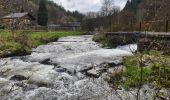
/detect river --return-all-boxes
[0,35,141,100]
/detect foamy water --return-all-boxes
[0,35,153,100]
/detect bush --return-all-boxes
[15,31,30,48]
[0,25,5,29]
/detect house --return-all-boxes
[0,12,36,29]
[62,22,81,30]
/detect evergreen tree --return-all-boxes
[37,0,48,26]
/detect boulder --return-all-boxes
[10,75,28,81]
[107,66,124,77]
[86,69,100,78]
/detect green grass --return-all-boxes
[28,31,82,47]
[0,30,82,57]
[122,53,170,89]
[105,51,170,90]
[122,56,151,89]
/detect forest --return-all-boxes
[82,0,170,32]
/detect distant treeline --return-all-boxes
[82,0,170,32]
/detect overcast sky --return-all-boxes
[52,0,128,13]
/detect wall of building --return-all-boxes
[0,15,35,29]
[138,33,170,54]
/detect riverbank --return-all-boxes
[99,51,170,99]
[0,30,82,58]
[93,33,170,99]
[106,51,170,86]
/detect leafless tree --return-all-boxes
[101,0,115,16]
[100,0,120,31]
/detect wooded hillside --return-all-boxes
[124,0,170,21]
[120,0,170,31]
[82,0,170,32]
[0,0,84,24]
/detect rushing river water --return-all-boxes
[0,35,145,100]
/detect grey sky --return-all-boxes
[52,0,127,13]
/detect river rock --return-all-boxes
[107,66,124,76]
[10,75,28,81]
[86,69,100,78]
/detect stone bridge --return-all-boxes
[105,32,170,53]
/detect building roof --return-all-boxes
[1,12,35,20]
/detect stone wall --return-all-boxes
[138,32,170,54]
[105,32,170,54]
[105,32,138,46]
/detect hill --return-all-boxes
[120,0,170,31]
[0,0,84,24]
[123,0,170,20]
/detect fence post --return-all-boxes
[139,22,142,32]
[130,19,133,31]
[165,20,169,33]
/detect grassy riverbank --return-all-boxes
[0,30,82,57]
[106,51,170,91]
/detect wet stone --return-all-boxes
[79,66,93,72]
[10,75,28,81]
[55,68,67,73]
[40,58,58,66]
[86,69,100,78]
[39,58,51,65]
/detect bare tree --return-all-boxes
[101,0,115,16]
[86,12,98,19]
[100,0,119,31]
